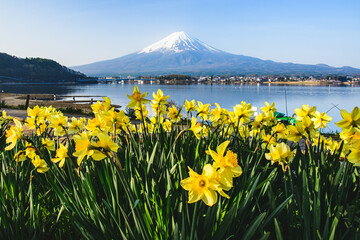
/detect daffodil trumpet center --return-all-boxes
[132,92,142,101]
[199,179,206,188]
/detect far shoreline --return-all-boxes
[155,80,359,86]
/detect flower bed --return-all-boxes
[0,86,359,239]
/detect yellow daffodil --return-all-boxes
[265,142,294,171]
[184,99,196,112]
[126,123,137,134]
[340,143,351,159]
[266,111,278,126]
[25,109,47,135]
[147,123,155,133]
[162,119,172,132]
[209,103,228,126]
[150,116,164,125]
[339,130,358,144]
[167,105,182,122]
[188,117,203,139]
[5,118,24,151]
[348,140,360,166]
[323,137,335,152]
[180,164,220,206]
[102,97,112,111]
[86,115,108,135]
[300,116,316,139]
[251,112,266,129]
[134,105,149,121]
[96,133,119,154]
[102,109,129,131]
[102,108,130,132]
[151,102,167,116]
[238,125,250,140]
[202,125,209,138]
[52,144,68,168]
[73,132,105,165]
[286,122,305,143]
[114,110,129,128]
[260,101,277,113]
[25,106,47,134]
[233,102,254,125]
[25,142,37,159]
[126,86,150,108]
[31,154,49,173]
[91,97,112,114]
[37,123,47,136]
[152,89,170,105]
[272,122,288,139]
[43,106,57,121]
[14,150,27,162]
[25,116,37,130]
[27,105,45,119]
[313,135,333,150]
[41,138,55,151]
[207,140,242,190]
[335,107,360,133]
[261,133,277,149]
[91,101,104,114]
[328,139,342,155]
[294,104,316,121]
[0,110,9,125]
[49,114,68,136]
[68,117,86,134]
[196,101,211,121]
[252,111,276,129]
[312,111,332,129]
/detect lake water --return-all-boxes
[1,82,359,132]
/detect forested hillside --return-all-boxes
[0,53,86,81]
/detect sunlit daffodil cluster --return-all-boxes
[181,141,242,206]
[335,107,360,165]
[3,97,125,172]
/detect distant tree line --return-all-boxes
[0,53,86,81]
[324,75,351,82]
[156,74,195,81]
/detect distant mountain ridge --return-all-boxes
[0,53,86,81]
[72,31,360,76]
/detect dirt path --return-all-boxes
[2,109,92,121]
[0,93,121,116]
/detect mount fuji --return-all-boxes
[72,31,360,76]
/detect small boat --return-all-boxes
[275,112,296,124]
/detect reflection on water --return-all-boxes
[0,82,81,95]
[1,82,359,132]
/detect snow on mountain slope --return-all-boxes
[71,31,360,76]
[138,31,221,54]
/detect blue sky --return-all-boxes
[0,0,359,68]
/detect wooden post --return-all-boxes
[25,95,30,109]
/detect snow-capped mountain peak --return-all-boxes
[72,31,360,76]
[138,31,221,54]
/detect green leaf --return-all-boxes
[242,212,266,240]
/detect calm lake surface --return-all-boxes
[1,82,359,132]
